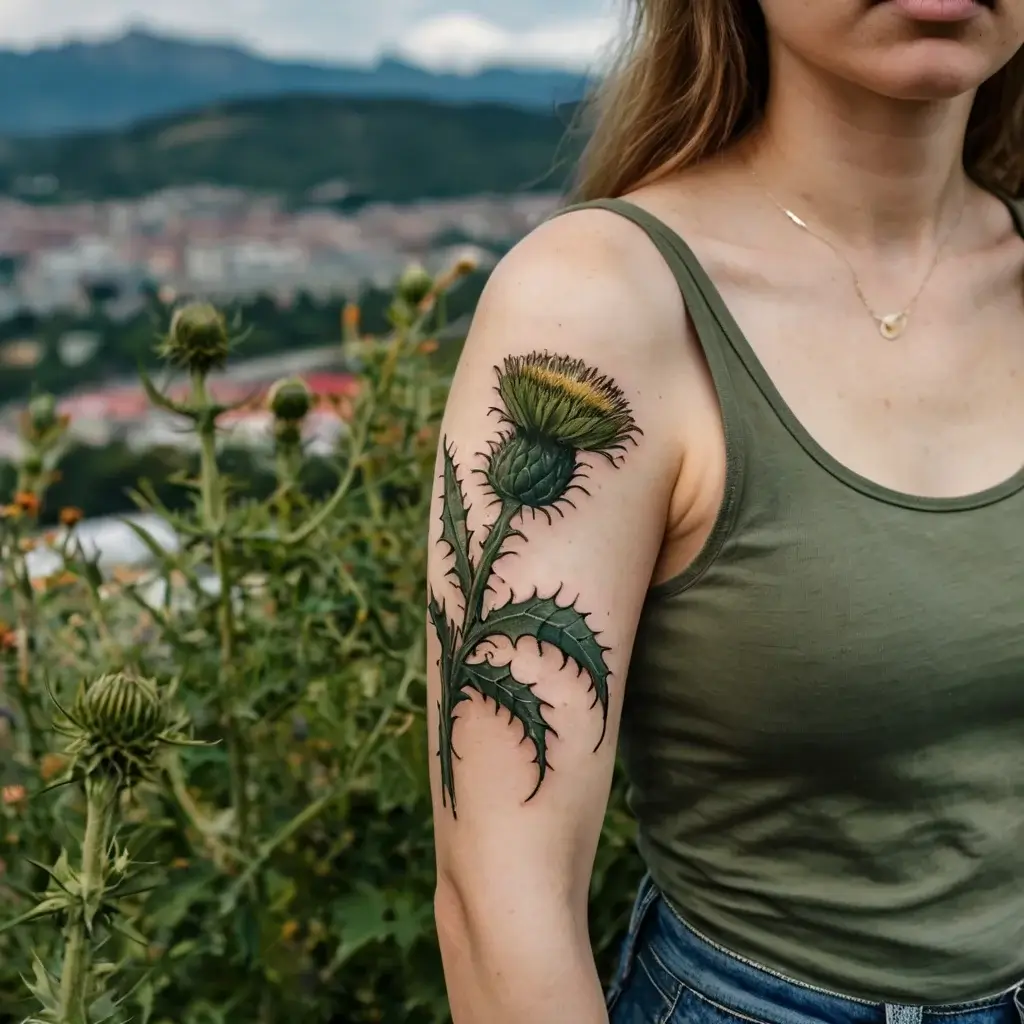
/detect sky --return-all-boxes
[0,1,626,72]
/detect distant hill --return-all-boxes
[0,94,583,204]
[0,28,592,137]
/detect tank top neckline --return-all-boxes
[569,190,1024,514]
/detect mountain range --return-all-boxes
[0,28,591,138]
[0,94,581,204]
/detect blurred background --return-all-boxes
[0,1,617,525]
[0,4,642,1023]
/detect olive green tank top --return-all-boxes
[560,198,1024,1004]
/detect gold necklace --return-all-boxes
[750,168,965,340]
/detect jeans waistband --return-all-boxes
[624,874,1024,1024]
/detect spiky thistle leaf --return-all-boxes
[464,592,611,745]
[462,659,556,799]
[438,441,474,600]
[429,594,464,812]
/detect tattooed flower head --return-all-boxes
[496,352,639,454]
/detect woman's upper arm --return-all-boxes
[427,211,683,913]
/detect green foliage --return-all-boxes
[0,269,642,1022]
[0,95,581,204]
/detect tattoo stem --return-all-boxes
[462,500,520,637]
[438,498,520,816]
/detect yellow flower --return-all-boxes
[497,352,639,453]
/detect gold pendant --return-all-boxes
[878,312,907,340]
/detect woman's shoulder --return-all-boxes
[476,197,692,366]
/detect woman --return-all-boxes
[426,1,1024,1022]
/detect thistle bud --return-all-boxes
[162,302,231,375]
[64,671,180,786]
[487,432,576,509]
[453,254,478,276]
[268,377,313,423]
[28,393,58,434]
[396,262,434,306]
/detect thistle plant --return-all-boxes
[4,670,194,1024]
[0,257,509,1022]
[430,351,641,815]
[138,301,261,855]
[267,376,313,508]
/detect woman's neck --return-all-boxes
[744,52,976,250]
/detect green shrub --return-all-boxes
[0,263,642,1023]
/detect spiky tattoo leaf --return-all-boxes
[465,593,611,746]
[429,594,461,812]
[428,594,454,668]
[438,441,474,600]
[462,659,556,799]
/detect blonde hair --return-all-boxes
[574,0,1024,200]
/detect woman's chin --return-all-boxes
[862,42,1002,100]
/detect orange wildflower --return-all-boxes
[39,754,67,781]
[342,303,361,334]
[59,507,83,527]
[2,784,26,807]
[13,492,39,515]
[280,920,300,942]
[419,339,439,355]
[18,537,36,553]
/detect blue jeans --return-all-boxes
[607,875,1024,1024]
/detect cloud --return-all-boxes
[394,12,619,72]
[0,1,622,69]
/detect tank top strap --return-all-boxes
[553,199,742,383]
[551,198,755,485]
[556,197,753,385]
[997,192,1024,239]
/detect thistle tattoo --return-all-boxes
[430,351,641,816]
